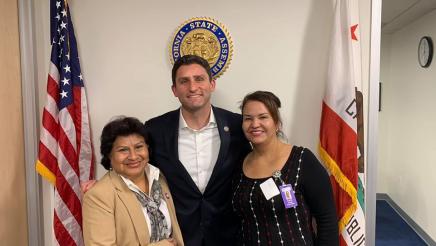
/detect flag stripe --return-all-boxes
[44,94,60,121]
[58,126,79,175]
[42,109,60,141]
[47,75,60,103]
[54,211,76,246]
[38,142,58,170]
[78,88,93,181]
[54,188,82,230]
[57,148,82,200]
[59,109,77,151]
[73,86,82,148]
[40,127,59,158]
[49,62,60,82]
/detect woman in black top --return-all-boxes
[232,91,338,245]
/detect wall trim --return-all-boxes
[18,0,43,245]
[377,193,436,246]
[366,0,382,245]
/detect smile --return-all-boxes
[188,94,202,98]
[249,129,264,136]
[124,161,143,167]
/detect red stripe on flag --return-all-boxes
[54,211,77,246]
[73,86,82,148]
[56,172,83,226]
[58,126,80,176]
[38,142,58,172]
[47,74,60,102]
[42,108,60,140]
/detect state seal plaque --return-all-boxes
[170,17,233,79]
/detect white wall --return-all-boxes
[32,0,371,244]
[34,0,338,175]
[379,9,436,240]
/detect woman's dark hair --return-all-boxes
[240,90,282,127]
[100,116,148,170]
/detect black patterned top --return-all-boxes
[232,146,338,246]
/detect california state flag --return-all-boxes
[319,0,366,245]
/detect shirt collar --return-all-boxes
[119,163,160,193]
[178,107,217,131]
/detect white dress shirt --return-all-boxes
[178,108,220,193]
[119,164,172,237]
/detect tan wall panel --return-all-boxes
[0,0,29,244]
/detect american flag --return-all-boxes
[36,0,94,245]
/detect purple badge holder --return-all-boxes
[279,184,298,208]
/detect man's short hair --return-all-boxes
[172,55,212,85]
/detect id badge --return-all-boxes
[260,178,280,200]
[279,184,298,208]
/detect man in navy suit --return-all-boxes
[145,55,251,246]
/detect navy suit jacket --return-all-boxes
[144,106,251,246]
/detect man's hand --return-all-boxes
[80,180,97,193]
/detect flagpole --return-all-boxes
[18,0,44,244]
[366,0,382,245]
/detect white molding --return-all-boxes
[366,0,382,245]
[18,0,44,245]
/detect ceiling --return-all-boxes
[382,0,436,34]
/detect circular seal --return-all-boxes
[170,17,233,79]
